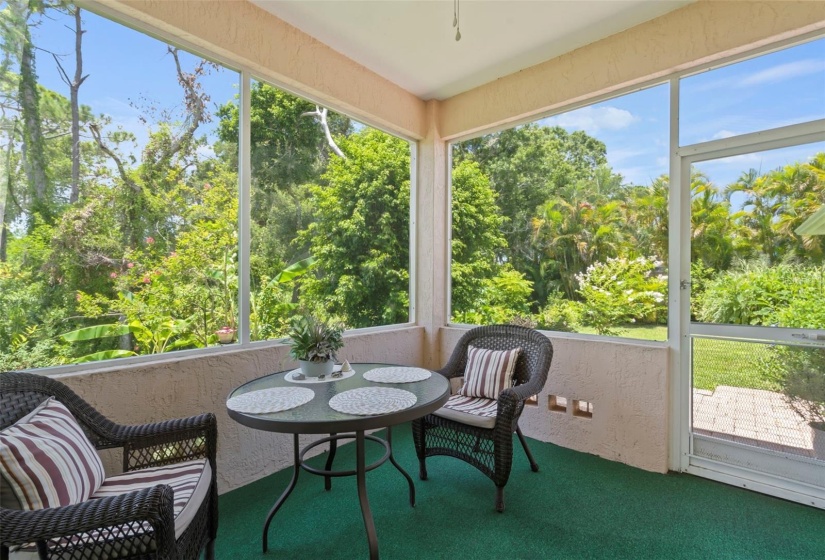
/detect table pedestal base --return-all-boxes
[262,427,414,560]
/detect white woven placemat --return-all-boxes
[284,367,356,384]
[227,387,314,414]
[328,387,417,416]
[363,366,432,384]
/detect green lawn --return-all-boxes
[691,338,779,392]
[576,324,667,341]
[573,324,779,393]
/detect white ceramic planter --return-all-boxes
[299,359,335,377]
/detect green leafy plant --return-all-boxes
[576,256,667,335]
[60,317,196,363]
[287,313,344,363]
[762,347,825,429]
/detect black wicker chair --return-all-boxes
[412,325,553,512]
[0,371,218,560]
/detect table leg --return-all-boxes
[262,433,300,553]
[386,426,415,507]
[324,432,338,491]
[356,430,379,560]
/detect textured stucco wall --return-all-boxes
[415,100,449,369]
[96,0,427,140]
[55,326,426,494]
[440,1,825,138]
[440,327,670,473]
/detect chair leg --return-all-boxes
[413,420,428,480]
[419,455,428,480]
[495,486,505,513]
[205,538,215,560]
[516,425,539,472]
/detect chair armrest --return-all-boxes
[0,485,176,559]
[117,413,217,472]
[494,383,538,433]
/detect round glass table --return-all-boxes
[226,363,450,559]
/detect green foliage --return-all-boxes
[696,260,824,327]
[251,257,317,341]
[778,348,825,423]
[754,344,825,424]
[450,159,506,317]
[59,315,196,363]
[453,265,533,325]
[576,256,667,335]
[287,313,343,362]
[688,260,716,320]
[298,128,410,328]
[454,123,609,283]
[536,293,582,332]
[5,0,825,373]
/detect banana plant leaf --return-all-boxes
[72,349,138,363]
[60,324,131,342]
[272,256,316,284]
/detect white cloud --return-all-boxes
[686,59,825,93]
[607,148,647,163]
[741,59,825,87]
[710,153,762,167]
[542,106,638,135]
[615,165,667,186]
[711,130,738,140]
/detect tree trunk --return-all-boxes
[68,7,86,204]
[19,31,49,225]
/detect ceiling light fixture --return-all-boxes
[453,0,461,41]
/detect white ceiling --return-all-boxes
[252,0,693,100]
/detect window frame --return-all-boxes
[445,30,825,345]
[23,1,418,376]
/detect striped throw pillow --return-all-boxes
[458,345,521,400]
[0,397,105,510]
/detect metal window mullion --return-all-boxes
[238,71,252,345]
[678,119,825,161]
[691,323,825,345]
[445,143,454,324]
[409,140,417,324]
[668,76,690,472]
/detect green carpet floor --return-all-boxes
[217,426,825,559]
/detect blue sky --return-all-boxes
[31,8,239,158]
[28,8,825,192]
[540,37,825,189]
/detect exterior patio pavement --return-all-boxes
[693,385,815,457]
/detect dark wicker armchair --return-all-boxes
[412,325,553,512]
[0,371,218,560]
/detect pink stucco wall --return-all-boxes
[439,327,670,473]
[56,326,426,493]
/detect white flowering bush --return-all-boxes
[576,256,667,335]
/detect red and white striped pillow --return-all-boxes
[458,345,521,400]
[0,397,105,510]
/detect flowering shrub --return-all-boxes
[536,293,582,332]
[576,256,667,335]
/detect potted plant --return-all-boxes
[216,325,236,344]
[288,314,344,377]
[778,348,825,459]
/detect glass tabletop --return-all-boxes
[226,363,450,434]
